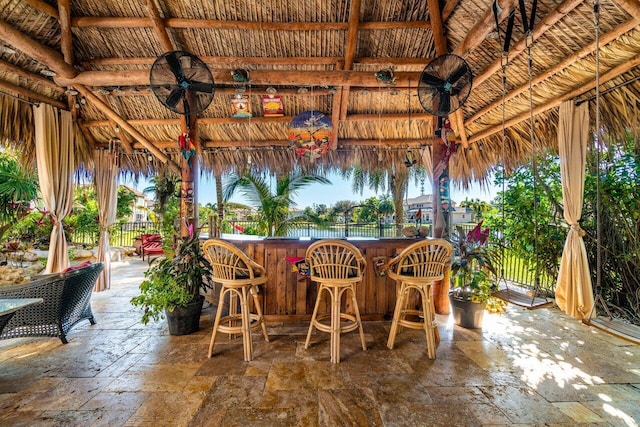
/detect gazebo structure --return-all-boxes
[0,1,639,310]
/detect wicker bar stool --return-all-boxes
[386,239,452,359]
[305,239,367,364]
[202,239,269,362]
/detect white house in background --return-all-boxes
[404,194,475,225]
[121,185,154,223]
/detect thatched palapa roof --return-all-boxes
[0,0,638,186]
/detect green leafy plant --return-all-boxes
[450,221,497,304]
[131,231,212,324]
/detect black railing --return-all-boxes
[70,222,161,248]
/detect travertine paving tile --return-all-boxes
[1,258,638,426]
[553,401,606,423]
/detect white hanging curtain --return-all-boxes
[555,101,594,319]
[34,104,75,273]
[94,150,119,291]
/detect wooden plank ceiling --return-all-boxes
[0,0,638,184]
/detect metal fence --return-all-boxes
[71,220,555,293]
[71,222,161,248]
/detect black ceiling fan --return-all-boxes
[417,54,473,117]
[150,50,215,116]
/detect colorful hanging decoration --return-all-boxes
[231,94,252,118]
[178,132,196,163]
[284,256,310,277]
[287,111,334,159]
[262,94,284,116]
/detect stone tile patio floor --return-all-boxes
[0,257,639,426]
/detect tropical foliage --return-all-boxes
[0,151,39,242]
[130,231,212,324]
[450,221,497,304]
[223,170,330,236]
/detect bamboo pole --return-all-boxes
[0,19,77,79]
[75,84,180,173]
[0,78,67,109]
[54,69,425,88]
[468,52,640,143]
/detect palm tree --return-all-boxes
[0,152,39,241]
[223,170,330,237]
[342,163,426,236]
[143,171,179,224]
[459,198,492,220]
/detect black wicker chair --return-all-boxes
[0,262,104,343]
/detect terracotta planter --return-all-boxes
[165,295,204,335]
[449,294,486,329]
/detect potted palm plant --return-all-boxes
[449,221,497,328]
[131,229,212,335]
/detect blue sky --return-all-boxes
[125,171,497,208]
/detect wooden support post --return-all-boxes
[428,0,451,314]
[180,115,198,237]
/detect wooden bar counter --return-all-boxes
[225,237,419,322]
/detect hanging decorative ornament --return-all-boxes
[178,132,196,164]
[287,110,335,159]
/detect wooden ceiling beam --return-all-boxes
[86,55,432,67]
[0,59,65,93]
[142,0,175,52]
[71,16,432,31]
[473,0,584,89]
[77,119,98,149]
[135,138,436,150]
[611,0,640,17]
[0,78,67,109]
[343,0,361,71]
[56,69,424,88]
[57,0,73,65]
[337,0,362,126]
[442,0,462,21]
[75,84,180,173]
[94,92,134,154]
[83,112,430,128]
[0,19,77,79]
[466,18,640,126]
[451,0,524,144]
[98,87,335,97]
[453,0,520,59]
[468,52,640,144]
[23,0,59,19]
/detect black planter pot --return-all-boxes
[449,294,486,329]
[165,294,205,335]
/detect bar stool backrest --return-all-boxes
[389,239,452,281]
[306,239,366,282]
[202,239,265,285]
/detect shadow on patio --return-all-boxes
[0,256,638,426]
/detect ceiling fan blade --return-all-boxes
[439,93,451,115]
[165,53,184,81]
[188,80,214,93]
[421,72,446,89]
[446,64,470,87]
[166,87,184,108]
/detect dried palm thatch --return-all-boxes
[0,0,637,186]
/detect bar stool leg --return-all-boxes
[420,285,436,359]
[208,286,228,358]
[330,285,340,363]
[387,282,407,349]
[250,285,269,342]
[305,284,325,349]
[349,284,367,351]
[240,286,253,362]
